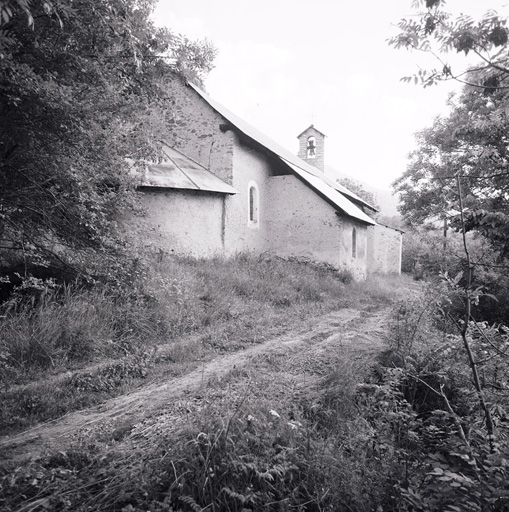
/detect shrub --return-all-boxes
[378,285,509,511]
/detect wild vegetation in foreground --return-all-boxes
[0,253,397,436]
[1,256,509,510]
[0,256,409,512]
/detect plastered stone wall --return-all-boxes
[223,137,272,254]
[128,132,274,259]
[297,126,325,172]
[165,79,235,184]
[338,217,368,280]
[367,224,402,274]
[126,189,225,257]
[264,175,368,279]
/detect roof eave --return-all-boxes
[334,211,376,226]
[137,184,235,194]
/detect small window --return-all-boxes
[307,136,316,158]
[352,228,357,258]
[247,181,259,227]
[249,187,256,221]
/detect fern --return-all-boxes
[178,495,203,512]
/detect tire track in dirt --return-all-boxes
[0,306,391,462]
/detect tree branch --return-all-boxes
[456,174,496,450]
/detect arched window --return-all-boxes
[307,136,316,158]
[352,227,357,258]
[247,181,259,227]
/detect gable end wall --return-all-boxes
[165,79,235,184]
[264,175,367,279]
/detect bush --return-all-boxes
[378,285,509,511]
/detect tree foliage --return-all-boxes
[0,0,216,278]
[337,177,380,217]
[391,1,509,260]
[394,77,509,259]
[388,0,509,89]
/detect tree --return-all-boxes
[394,75,509,259]
[337,177,380,217]
[0,0,216,279]
[388,0,509,89]
[390,1,509,259]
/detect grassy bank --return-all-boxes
[0,254,403,435]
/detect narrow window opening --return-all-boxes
[249,186,255,222]
[247,181,259,228]
[352,228,357,258]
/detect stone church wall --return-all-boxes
[337,217,368,280]
[264,175,368,279]
[164,79,235,185]
[126,189,225,258]
[223,137,272,254]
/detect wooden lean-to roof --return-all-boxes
[189,83,376,226]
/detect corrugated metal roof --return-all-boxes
[141,145,237,195]
[189,83,377,223]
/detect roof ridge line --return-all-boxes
[188,82,377,219]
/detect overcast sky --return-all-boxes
[153,0,508,190]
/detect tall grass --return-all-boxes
[0,253,403,434]
[0,284,162,383]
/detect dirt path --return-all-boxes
[0,305,392,462]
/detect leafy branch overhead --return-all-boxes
[0,0,216,278]
[388,0,509,89]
